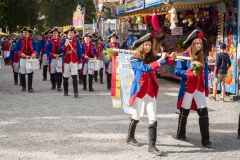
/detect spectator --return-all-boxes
[120,38,128,49]
[209,43,231,102]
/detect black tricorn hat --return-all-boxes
[64,26,76,34]
[20,26,33,33]
[107,32,119,39]
[83,32,91,38]
[90,33,97,38]
[50,27,61,34]
[43,29,51,35]
[133,33,153,48]
[95,36,103,42]
[183,29,207,46]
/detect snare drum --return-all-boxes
[88,59,100,71]
[26,59,40,71]
[57,58,62,68]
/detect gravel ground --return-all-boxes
[0,61,240,160]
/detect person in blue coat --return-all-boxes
[126,33,176,156]
[175,29,211,148]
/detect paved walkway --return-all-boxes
[0,63,239,160]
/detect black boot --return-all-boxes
[78,70,83,85]
[21,74,26,92]
[56,73,62,92]
[42,65,47,81]
[94,71,98,82]
[63,77,69,96]
[72,75,79,97]
[27,72,34,93]
[126,118,140,146]
[238,114,240,139]
[176,107,190,141]
[50,73,56,90]
[14,72,18,85]
[83,75,87,91]
[19,74,22,86]
[107,73,111,90]
[148,121,162,156]
[89,74,95,92]
[6,57,9,65]
[197,108,212,148]
[4,58,7,65]
[99,68,103,84]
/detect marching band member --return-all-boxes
[94,36,104,84]
[126,33,175,156]
[175,29,211,148]
[46,27,62,91]
[37,29,52,81]
[15,27,37,93]
[104,32,121,90]
[60,26,82,97]
[9,38,19,85]
[81,32,97,92]
[1,36,11,65]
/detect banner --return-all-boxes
[111,56,122,108]
[119,53,134,114]
[73,4,85,28]
[116,4,126,15]
[145,0,173,8]
[125,0,144,12]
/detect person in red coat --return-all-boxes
[46,27,62,91]
[1,36,11,65]
[175,29,211,148]
[126,33,176,156]
[94,36,104,84]
[15,27,37,93]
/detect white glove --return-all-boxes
[65,39,69,46]
[78,63,82,70]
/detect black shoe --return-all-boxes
[176,134,187,141]
[64,92,69,96]
[79,82,83,85]
[28,88,34,93]
[43,78,47,81]
[14,82,18,85]
[126,137,139,146]
[238,135,240,139]
[83,87,87,91]
[74,93,79,97]
[100,81,103,84]
[148,146,162,156]
[202,139,212,148]
[107,86,110,90]
[22,88,26,92]
[51,87,56,90]
[57,87,62,92]
[89,88,95,92]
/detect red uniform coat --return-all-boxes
[82,42,96,63]
[17,36,36,59]
[95,43,103,60]
[61,38,80,64]
[49,37,62,59]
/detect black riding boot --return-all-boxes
[4,58,7,65]
[126,118,139,146]
[99,68,103,84]
[19,74,22,86]
[6,57,9,65]
[14,72,18,85]
[56,73,62,91]
[83,75,87,91]
[78,70,83,85]
[238,114,240,139]
[21,74,26,92]
[63,77,69,96]
[148,121,162,156]
[27,72,34,93]
[89,74,94,92]
[42,65,48,81]
[176,107,190,141]
[72,75,79,97]
[107,73,111,90]
[50,73,56,90]
[197,108,212,148]
[94,71,98,82]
